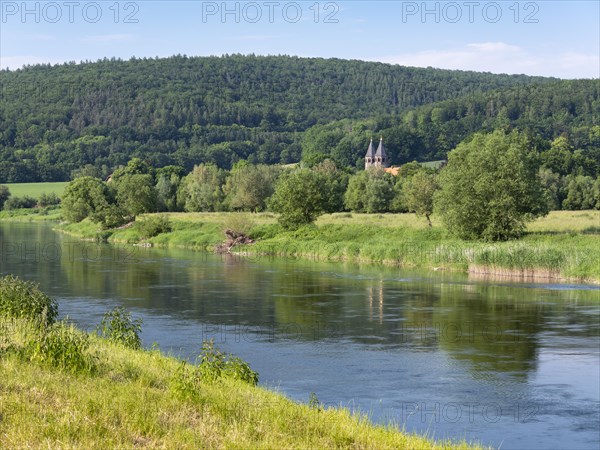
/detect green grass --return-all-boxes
[2,182,69,198]
[0,206,62,222]
[0,316,481,449]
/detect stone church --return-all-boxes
[364,137,388,170]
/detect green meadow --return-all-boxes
[2,182,69,198]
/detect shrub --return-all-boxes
[170,340,259,401]
[198,339,227,383]
[223,213,255,236]
[37,192,61,207]
[0,185,10,210]
[3,195,37,210]
[198,339,258,386]
[97,306,143,350]
[136,214,172,239]
[27,322,95,374]
[170,361,202,401]
[0,275,58,326]
[309,392,321,410]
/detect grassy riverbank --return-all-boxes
[0,206,62,222]
[1,207,598,282]
[53,210,600,283]
[0,278,479,449]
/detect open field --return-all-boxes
[52,210,600,283]
[0,314,480,449]
[526,210,600,233]
[2,182,69,198]
[135,210,600,232]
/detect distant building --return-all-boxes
[364,138,446,175]
[364,137,388,170]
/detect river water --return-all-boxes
[1,222,598,449]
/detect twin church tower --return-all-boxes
[364,137,388,170]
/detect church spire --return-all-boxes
[375,137,388,167]
[364,138,376,169]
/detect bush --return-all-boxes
[170,340,259,401]
[37,192,61,207]
[136,214,172,239]
[0,275,58,326]
[223,213,255,236]
[97,306,143,350]
[27,322,95,374]
[170,361,202,401]
[3,195,37,210]
[0,185,10,210]
[198,339,258,386]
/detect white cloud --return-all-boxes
[374,42,599,79]
[81,34,135,43]
[229,35,282,42]
[466,42,520,53]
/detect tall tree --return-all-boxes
[225,163,281,212]
[269,169,327,229]
[402,171,438,226]
[179,164,226,212]
[61,177,115,224]
[115,174,158,219]
[435,130,548,241]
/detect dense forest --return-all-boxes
[302,80,600,174]
[0,54,562,182]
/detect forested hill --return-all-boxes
[0,54,556,182]
[302,79,600,172]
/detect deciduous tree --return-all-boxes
[435,130,548,241]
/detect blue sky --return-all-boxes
[1,1,598,78]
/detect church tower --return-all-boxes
[364,138,375,170]
[365,137,388,169]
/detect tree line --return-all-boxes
[2,129,594,242]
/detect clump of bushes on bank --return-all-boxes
[171,339,259,402]
[97,306,144,350]
[135,214,173,239]
[0,274,58,325]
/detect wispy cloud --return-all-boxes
[374,42,599,79]
[81,34,135,44]
[228,34,282,42]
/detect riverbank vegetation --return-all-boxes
[0,275,481,449]
[52,210,600,283]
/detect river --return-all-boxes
[0,222,598,449]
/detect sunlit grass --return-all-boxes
[0,207,62,222]
[1,182,69,198]
[526,210,600,233]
